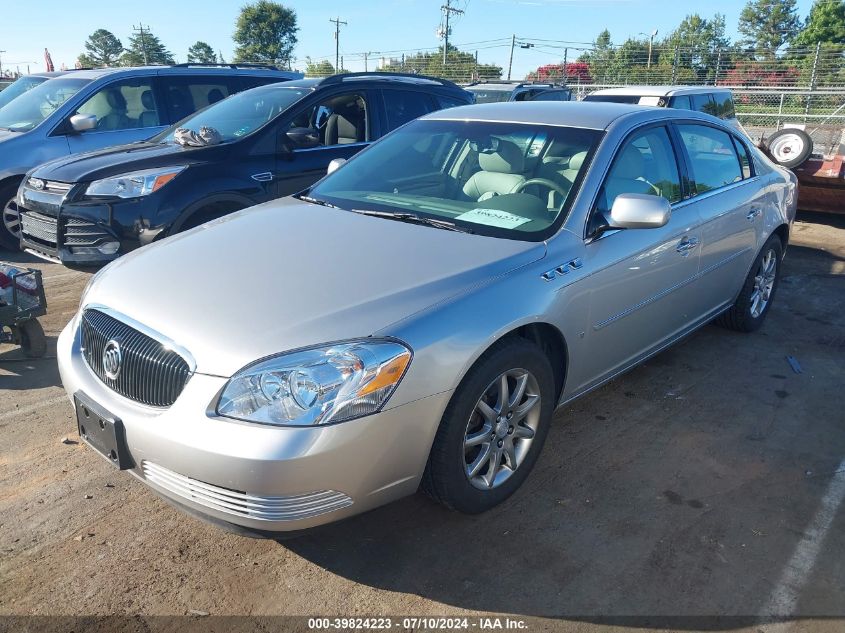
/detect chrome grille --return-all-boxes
[80,309,191,407]
[26,177,72,194]
[20,211,58,246]
[142,461,353,522]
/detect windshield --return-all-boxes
[0,78,89,132]
[467,89,513,104]
[154,85,309,144]
[0,76,49,111]
[309,119,602,241]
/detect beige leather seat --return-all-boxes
[462,140,526,201]
[603,145,659,208]
[538,150,587,208]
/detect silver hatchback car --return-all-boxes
[58,102,797,534]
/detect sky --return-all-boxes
[0,0,820,79]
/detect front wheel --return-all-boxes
[716,235,783,333]
[0,183,22,250]
[421,337,556,514]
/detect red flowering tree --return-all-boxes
[527,62,593,83]
[721,61,801,87]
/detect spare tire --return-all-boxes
[766,128,813,169]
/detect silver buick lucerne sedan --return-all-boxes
[58,101,797,534]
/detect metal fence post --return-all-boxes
[714,48,722,86]
[776,91,785,130]
[671,45,679,84]
[805,41,821,123]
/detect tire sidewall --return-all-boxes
[767,129,813,169]
[0,183,21,250]
[432,339,556,514]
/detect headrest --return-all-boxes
[478,139,524,174]
[140,90,155,110]
[614,146,645,179]
[106,90,127,110]
[567,151,588,172]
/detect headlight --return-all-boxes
[85,166,186,199]
[217,340,412,427]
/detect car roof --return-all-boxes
[422,100,711,130]
[55,66,302,81]
[465,82,562,91]
[590,85,732,97]
[291,72,467,93]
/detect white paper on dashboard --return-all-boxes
[456,208,531,229]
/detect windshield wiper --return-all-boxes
[296,194,340,209]
[351,209,473,233]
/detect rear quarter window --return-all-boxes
[382,89,434,130]
[712,92,736,119]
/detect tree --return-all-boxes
[121,29,175,66]
[738,0,801,58]
[187,41,217,64]
[663,13,733,81]
[526,61,592,83]
[793,0,845,46]
[304,57,337,77]
[233,1,298,68]
[77,29,123,68]
[378,45,501,83]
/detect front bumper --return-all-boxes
[57,318,451,532]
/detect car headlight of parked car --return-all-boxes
[85,166,186,199]
[217,340,412,426]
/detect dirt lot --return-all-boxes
[1,213,844,632]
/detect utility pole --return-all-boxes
[133,24,150,65]
[507,34,516,80]
[330,17,347,74]
[640,29,657,69]
[440,0,464,66]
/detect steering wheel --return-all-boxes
[511,178,570,212]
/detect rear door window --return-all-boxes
[75,78,160,131]
[677,124,742,193]
[668,95,692,110]
[160,76,237,124]
[382,89,435,130]
[691,93,717,117]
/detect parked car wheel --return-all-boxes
[716,235,783,333]
[766,129,813,169]
[18,318,47,358]
[0,183,22,250]
[422,337,555,513]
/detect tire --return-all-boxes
[421,337,556,514]
[18,318,47,358]
[716,235,783,333]
[0,182,23,251]
[766,129,813,169]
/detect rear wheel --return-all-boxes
[0,183,22,250]
[716,235,783,333]
[422,337,556,513]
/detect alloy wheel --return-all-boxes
[750,249,777,318]
[463,368,541,490]
[2,197,21,241]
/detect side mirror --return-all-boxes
[69,113,97,133]
[285,127,320,150]
[609,193,671,229]
[327,158,347,175]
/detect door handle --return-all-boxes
[676,236,700,256]
[746,206,762,220]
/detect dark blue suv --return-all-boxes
[17,73,473,265]
[0,64,301,248]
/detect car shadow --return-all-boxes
[0,335,61,390]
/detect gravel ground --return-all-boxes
[0,212,843,633]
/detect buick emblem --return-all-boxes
[29,178,45,191]
[102,339,123,380]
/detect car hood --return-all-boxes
[84,198,546,377]
[32,141,218,183]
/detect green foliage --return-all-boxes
[121,29,175,66]
[77,29,124,68]
[378,45,501,82]
[304,58,339,77]
[738,0,801,58]
[187,41,217,64]
[233,1,298,68]
[793,0,845,46]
